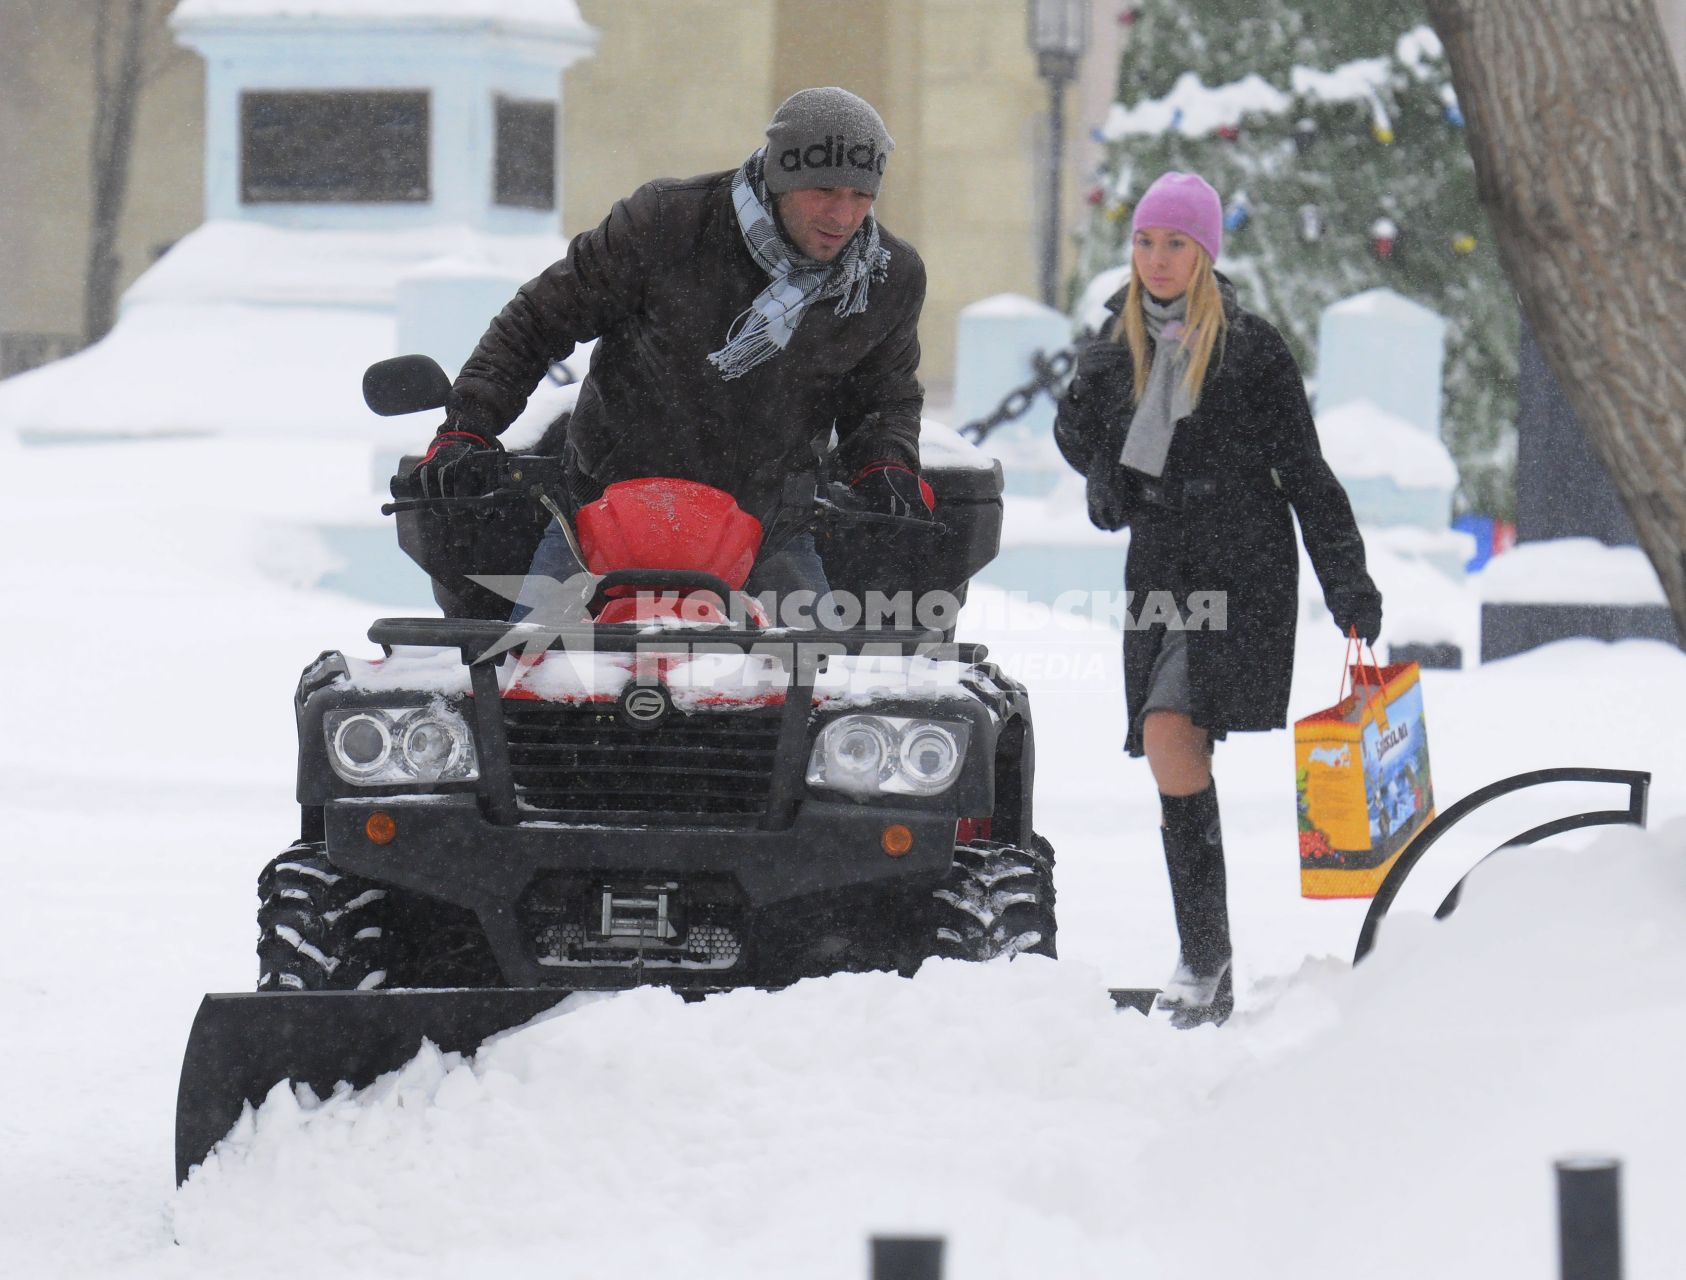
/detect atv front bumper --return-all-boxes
[324,796,958,988]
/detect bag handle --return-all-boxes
[1338,629,1389,726]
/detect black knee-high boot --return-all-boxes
[1158,783,1233,1023]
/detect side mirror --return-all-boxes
[363,355,451,416]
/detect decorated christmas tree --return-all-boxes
[1076,1,1518,519]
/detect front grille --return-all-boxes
[501,698,783,822]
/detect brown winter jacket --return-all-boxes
[448,169,927,519]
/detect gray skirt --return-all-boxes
[1128,627,1195,746]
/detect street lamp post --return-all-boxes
[1027,0,1089,308]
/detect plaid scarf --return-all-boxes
[708,148,891,381]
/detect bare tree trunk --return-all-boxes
[83,0,150,344]
[1425,0,1686,634]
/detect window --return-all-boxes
[494,96,556,210]
[241,90,429,204]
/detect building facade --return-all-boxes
[3,0,1681,385]
[2,0,1127,389]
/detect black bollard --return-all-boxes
[871,1235,944,1280]
[1556,1156,1622,1280]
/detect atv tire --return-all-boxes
[929,836,1057,962]
[257,842,393,992]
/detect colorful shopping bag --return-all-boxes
[1295,645,1435,899]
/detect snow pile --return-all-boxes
[1075,264,1129,333]
[1001,486,1129,548]
[1324,532,1477,653]
[0,221,566,442]
[169,824,1686,1278]
[1316,399,1459,489]
[169,961,1245,1275]
[1117,822,1686,1279]
[127,221,562,311]
[1479,538,1670,606]
[0,302,407,444]
[964,292,1066,320]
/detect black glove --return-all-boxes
[1330,588,1384,646]
[849,463,934,521]
[414,427,503,499]
[1086,468,1134,531]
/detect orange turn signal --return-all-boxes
[881,824,914,857]
[365,811,397,845]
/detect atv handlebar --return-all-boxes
[385,461,946,535]
[380,492,525,516]
[814,484,948,535]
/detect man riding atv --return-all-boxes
[172,86,1058,1187]
[416,85,935,621]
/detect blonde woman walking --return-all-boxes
[1054,172,1381,1027]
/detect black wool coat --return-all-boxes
[448,170,926,520]
[1053,283,1378,755]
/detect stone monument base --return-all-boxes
[1480,602,1681,663]
[1388,641,1462,670]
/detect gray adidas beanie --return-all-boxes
[763,87,894,196]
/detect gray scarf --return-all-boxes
[708,148,891,381]
[1119,291,1196,478]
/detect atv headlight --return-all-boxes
[806,715,970,798]
[331,712,392,779]
[325,703,479,785]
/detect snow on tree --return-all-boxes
[1076,0,1518,519]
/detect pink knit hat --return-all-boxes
[1130,171,1223,262]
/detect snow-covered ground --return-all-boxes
[2,431,1682,1278]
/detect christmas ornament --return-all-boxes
[1086,185,1106,206]
[1452,233,1477,254]
[1293,117,1318,155]
[1370,217,1400,260]
[1089,126,1107,144]
[1169,107,1185,131]
[1216,123,1241,142]
[1444,102,1465,127]
[1224,192,1252,232]
[1298,204,1323,243]
[1105,201,1131,223]
[1119,5,1140,25]
[1372,122,1395,145]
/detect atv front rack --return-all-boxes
[367,617,987,663]
[365,618,989,831]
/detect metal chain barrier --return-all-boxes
[957,344,1078,443]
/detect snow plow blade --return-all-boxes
[1108,988,1160,1014]
[175,988,568,1184]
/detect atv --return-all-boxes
[176,354,1054,1182]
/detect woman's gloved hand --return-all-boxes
[1086,470,1134,531]
[1329,587,1384,645]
